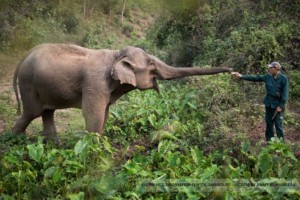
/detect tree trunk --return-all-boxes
[121,0,127,23]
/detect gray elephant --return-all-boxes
[12,44,232,142]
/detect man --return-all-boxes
[232,62,289,141]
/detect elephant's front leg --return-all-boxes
[82,95,109,134]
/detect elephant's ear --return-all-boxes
[111,56,137,86]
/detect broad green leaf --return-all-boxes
[258,153,273,175]
[241,140,250,154]
[201,164,219,179]
[167,121,180,132]
[26,169,36,180]
[67,192,84,200]
[158,140,170,154]
[124,162,140,175]
[248,155,257,163]
[140,170,152,177]
[64,160,84,173]
[166,153,180,167]
[133,154,148,164]
[74,140,87,155]
[187,102,197,109]
[27,143,44,163]
[121,144,130,158]
[99,157,113,172]
[16,149,25,156]
[102,136,113,153]
[285,151,297,161]
[279,164,290,178]
[228,164,236,172]
[22,161,34,170]
[191,146,203,166]
[243,171,252,179]
[4,155,20,166]
[53,168,62,183]
[111,111,121,119]
[148,114,156,127]
[44,166,56,178]
[256,178,285,195]
[151,131,178,142]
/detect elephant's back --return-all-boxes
[18,44,87,109]
[33,43,92,60]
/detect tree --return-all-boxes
[121,0,127,23]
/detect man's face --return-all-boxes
[268,66,279,75]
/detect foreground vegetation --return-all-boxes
[1,77,300,199]
[1,0,300,199]
[0,132,299,199]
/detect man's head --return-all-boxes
[268,61,281,75]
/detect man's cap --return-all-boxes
[268,61,281,69]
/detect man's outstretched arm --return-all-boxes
[231,72,265,82]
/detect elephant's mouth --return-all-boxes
[153,77,160,94]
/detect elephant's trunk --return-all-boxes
[156,60,232,80]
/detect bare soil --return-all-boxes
[248,106,300,143]
[0,119,4,133]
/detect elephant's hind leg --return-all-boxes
[12,80,44,134]
[42,110,60,144]
[12,113,36,134]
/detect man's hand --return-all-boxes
[276,106,283,113]
[231,72,242,79]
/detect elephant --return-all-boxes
[12,44,232,142]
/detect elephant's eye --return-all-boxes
[149,61,156,69]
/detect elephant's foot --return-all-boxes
[43,131,61,144]
[12,114,36,135]
[11,126,26,135]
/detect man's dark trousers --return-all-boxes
[265,106,284,141]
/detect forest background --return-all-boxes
[0,0,300,199]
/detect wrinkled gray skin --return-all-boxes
[12,44,232,143]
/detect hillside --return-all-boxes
[1,0,300,199]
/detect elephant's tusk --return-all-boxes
[153,78,160,94]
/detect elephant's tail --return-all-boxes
[13,45,41,115]
[13,61,21,115]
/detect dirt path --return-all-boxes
[0,73,14,133]
[285,105,300,145]
[247,104,300,149]
[0,54,17,133]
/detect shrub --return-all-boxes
[60,10,79,34]
[289,71,300,101]
[82,21,117,49]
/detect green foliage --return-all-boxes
[1,74,299,198]
[149,0,300,72]
[2,135,298,199]
[60,10,79,34]
[0,134,115,199]
[289,71,300,101]
[0,0,300,199]
[197,27,284,72]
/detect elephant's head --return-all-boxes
[111,46,232,93]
